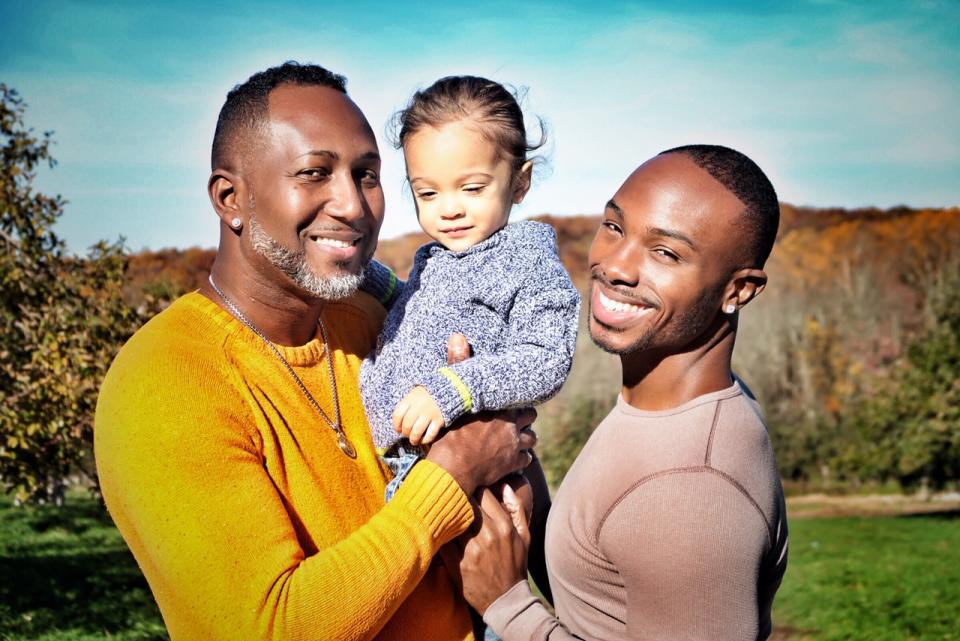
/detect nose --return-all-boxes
[598,240,639,287]
[325,173,365,222]
[439,193,465,220]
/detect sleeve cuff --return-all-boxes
[360,259,399,307]
[419,367,473,426]
[483,580,549,640]
[389,459,474,546]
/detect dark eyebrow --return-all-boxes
[296,150,381,163]
[297,149,339,160]
[649,226,697,250]
[605,199,624,220]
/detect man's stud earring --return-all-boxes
[725,304,736,314]
[230,217,242,229]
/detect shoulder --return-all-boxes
[503,220,559,254]
[500,222,575,285]
[103,293,226,384]
[707,380,783,528]
[96,293,254,451]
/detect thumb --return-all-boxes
[446,333,472,365]
[501,484,531,548]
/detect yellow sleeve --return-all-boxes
[95,334,473,641]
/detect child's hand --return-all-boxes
[392,386,445,445]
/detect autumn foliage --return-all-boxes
[1,81,957,499]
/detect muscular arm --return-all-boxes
[480,472,774,641]
[603,471,773,641]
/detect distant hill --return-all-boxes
[124,205,960,307]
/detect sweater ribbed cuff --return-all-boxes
[390,459,474,546]
[419,368,472,426]
[360,260,398,308]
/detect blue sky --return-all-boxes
[2,0,958,253]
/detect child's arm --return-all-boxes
[360,259,405,310]
[417,264,581,427]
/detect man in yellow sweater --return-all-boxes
[94,62,537,641]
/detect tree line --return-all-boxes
[2,84,958,503]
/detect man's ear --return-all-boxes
[512,160,533,204]
[721,268,768,314]
[208,169,245,227]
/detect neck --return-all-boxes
[620,319,736,411]
[202,254,324,347]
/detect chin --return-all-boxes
[588,317,654,356]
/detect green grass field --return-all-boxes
[0,494,166,641]
[773,513,960,641]
[1,495,957,640]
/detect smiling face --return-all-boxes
[588,153,747,356]
[240,84,384,298]
[402,119,528,252]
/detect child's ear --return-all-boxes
[512,160,533,204]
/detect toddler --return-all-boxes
[360,76,580,499]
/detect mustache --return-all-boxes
[590,267,660,309]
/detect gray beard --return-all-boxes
[248,214,365,301]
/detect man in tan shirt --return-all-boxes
[458,145,789,640]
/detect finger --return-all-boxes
[400,408,417,437]
[477,487,506,522]
[392,402,410,432]
[421,419,443,445]
[501,484,531,547]
[517,426,538,450]
[407,415,430,445]
[446,333,472,365]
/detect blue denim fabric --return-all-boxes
[383,446,423,502]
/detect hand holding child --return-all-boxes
[392,386,445,445]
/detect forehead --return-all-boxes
[262,84,378,156]
[612,154,745,242]
[404,120,502,170]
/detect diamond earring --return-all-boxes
[230,217,242,229]
[725,304,736,314]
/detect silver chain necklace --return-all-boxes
[207,274,357,459]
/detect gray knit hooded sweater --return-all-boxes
[360,220,580,453]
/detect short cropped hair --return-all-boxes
[659,144,780,267]
[211,61,347,171]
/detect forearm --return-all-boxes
[102,442,472,641]
[420,286,579,424]
[484,582,583,641]
[277,461,474,639]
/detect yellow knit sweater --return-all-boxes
[95,291,476,641]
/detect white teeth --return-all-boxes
[598,290,644,314]
[312,237,352,248]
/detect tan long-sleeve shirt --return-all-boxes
[485,380,788,641]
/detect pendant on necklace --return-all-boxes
[338,431,357,459]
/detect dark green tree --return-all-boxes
[1,84,139,503]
